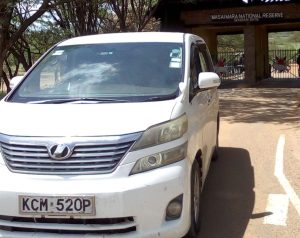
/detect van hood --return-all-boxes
[0,101,176,137]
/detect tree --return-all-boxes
[50,0,107,36]
[130,0,160,31]
[0,0,55,92]
[107,0,160,32]
[108,0,128,32]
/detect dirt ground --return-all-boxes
[198,79,300,238]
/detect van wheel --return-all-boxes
[185,160,202,238]
[212,113,220,161]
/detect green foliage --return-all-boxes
[269,31,300,50]
[217,34,244,51]
[217,32,300,52]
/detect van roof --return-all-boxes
[58,32,185,46]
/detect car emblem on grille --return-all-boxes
[49,144,72,160]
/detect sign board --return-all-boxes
[211,12,284,23]
[242,0,290,4]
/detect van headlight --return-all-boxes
[130,142,187,175]
[131,114,188,151]
[129,114,188,175]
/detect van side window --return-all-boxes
[189,45,202,100]
[199,51,209,72]
[198,43,213,72]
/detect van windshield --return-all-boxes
[9,42,184,103]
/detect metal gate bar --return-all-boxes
[269,49,299,79]
[214,51,245,81]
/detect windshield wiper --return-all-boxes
[141,95,175,102]
[27,97,129,104]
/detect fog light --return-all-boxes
[166,194,183,221]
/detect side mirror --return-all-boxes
[198,72,221,89]
[10,76,23,89]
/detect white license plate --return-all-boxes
[19,195,95,216]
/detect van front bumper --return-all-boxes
[0,159,191,238]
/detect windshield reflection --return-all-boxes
[9,43,184,103]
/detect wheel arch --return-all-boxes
[193,149,203,190]
[194,149,203,170]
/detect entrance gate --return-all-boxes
[269,49,299,79]
[156,0,300,84]
[214,51,245,81]
[216,49,299,81]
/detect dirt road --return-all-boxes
[199,80,300,238]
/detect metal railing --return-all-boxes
[213,51,245,81]
[269,49,299,79]
[214,50,300,81]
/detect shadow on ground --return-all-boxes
[219,79,300,127]
[198,147,255,238]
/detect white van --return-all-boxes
[0,32,220,238]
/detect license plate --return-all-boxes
[19,195,95,216]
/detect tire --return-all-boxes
[185,160,202,238]
[211,142,219,161]
[212,113,220,161]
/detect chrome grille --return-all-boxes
[0,215,137,234]
[0,133,141,175]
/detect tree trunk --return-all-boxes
[0,56,10,93]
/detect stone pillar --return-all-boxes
[261,27,269,79]
[244,25,269,84]
[255,26,269,81]
[244,26,257,85]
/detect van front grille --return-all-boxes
[0,133,141,175]
[0,215,136,235]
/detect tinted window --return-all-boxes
[9,43,184,103]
